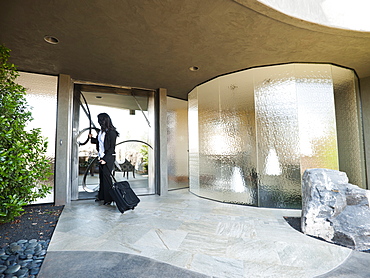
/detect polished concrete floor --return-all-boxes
[39,189,370,277]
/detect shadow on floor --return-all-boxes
[38,251,212,278]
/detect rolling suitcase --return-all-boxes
[101,164,140,213]
[109,180,140,213]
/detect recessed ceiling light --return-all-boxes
[44,35,59,45]
[189,66,199,72]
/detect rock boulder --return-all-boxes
[301,168,370,251]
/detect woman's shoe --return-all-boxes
[104,201,112,205]
[95,194,103,202]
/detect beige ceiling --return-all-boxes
[1,0,370,100]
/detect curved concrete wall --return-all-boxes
[188,64,365,209]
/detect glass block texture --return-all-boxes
[332,66,365,187]
[16,72,58,203]
[188,64,362,208]
[167,97,189,190]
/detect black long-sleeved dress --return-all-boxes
[90,129,118,203]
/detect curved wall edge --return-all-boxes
[232,0,370,37]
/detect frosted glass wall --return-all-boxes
[332,66,366,186]
[16,72,58,204]
[188,90,200,194]
[254,65,302,207]
[167,97,189,190]
[188,64,364,208]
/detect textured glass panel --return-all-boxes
[188,89,200,194]
[167,97,189,190]
[188,63,362,209]
[197,79,220,197]
[254,65,301,208]
[192,71,258,205]
[295,64,339,173]
[217,71,257,205]
[16,72,58,204]
[332,66,365,187]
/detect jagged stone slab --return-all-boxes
[301,168,370,251]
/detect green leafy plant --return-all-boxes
[139,145,149,174]
[0,45,52,223]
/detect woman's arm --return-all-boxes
[89,134,97,144]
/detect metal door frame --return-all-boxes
[55,75,168,205]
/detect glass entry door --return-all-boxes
[71,84,155,200]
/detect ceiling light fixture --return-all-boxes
[189,66,199,72]
[43,35,59,45]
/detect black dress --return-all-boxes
[90,129,118,203]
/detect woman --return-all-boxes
[89,113,119,205]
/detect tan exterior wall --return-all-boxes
[360,76,370,189]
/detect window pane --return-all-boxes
[167,97,189,190]
[16,72,58,204]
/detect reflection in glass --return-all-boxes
[78,102,152,196]
[188,64,364,209]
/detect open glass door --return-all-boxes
[72,84,155,200]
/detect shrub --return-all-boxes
[139,145,149,174]
[0,45,52,223]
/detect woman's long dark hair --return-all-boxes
[97,113,119,136]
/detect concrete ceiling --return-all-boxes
[1,0,370,100]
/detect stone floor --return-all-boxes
[39,189,370,278]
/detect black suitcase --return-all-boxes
[101,164,140,213]
[109,180,140,213]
